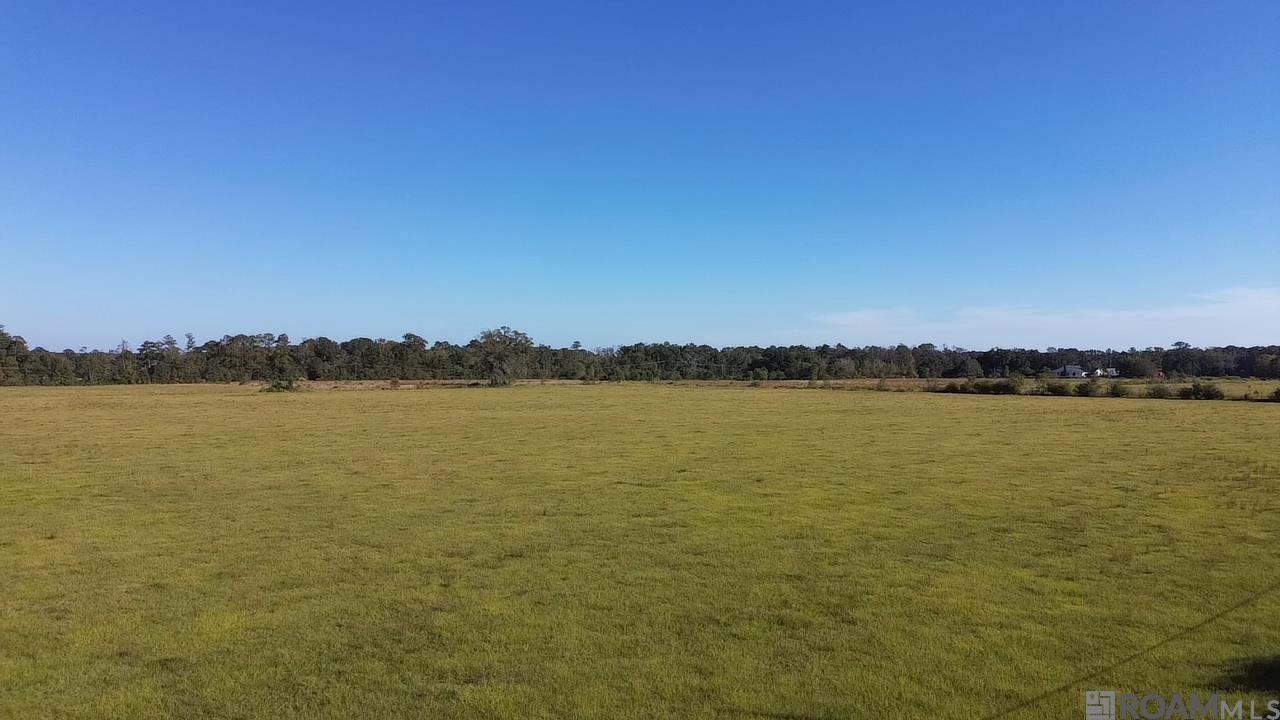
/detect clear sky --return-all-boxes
[3,1,1277,351]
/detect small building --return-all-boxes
[1052,365,1087,378]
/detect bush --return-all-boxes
[1269,388,1280,403]
[1195,382,1224,399]
[996,378,1023,395]
[1044,381,1072,396]
[1107,382,1129,398]
[971,379,1021,395]
[1074,379,1103,397]
[1147,383,1173,399]
[1179,381,1225,400]
[933,380,1020,395]
[260,378,298,393]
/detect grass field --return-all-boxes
[2,385,1278,719]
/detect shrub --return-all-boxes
[970,379,1021,395]
[1074,379,1102,397]
[1147,383,1173,399]
[1044,381,1072,396]
[996,378,1022,394]
[261,378,297,393]
[937,379,1024,395]
[1270,388,1280,403]
[1179,381,1225,400]
[1107,382,1129,398]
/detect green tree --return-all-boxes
[0,326,30,385]
[1118,355,1158,377]
[474,327,533,386]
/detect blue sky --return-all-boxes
[2,1,1277,351]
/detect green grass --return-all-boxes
[2,384,1278,719]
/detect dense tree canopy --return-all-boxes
[0,325,1277,386]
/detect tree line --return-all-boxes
[2,325,1278,386]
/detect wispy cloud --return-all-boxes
[812,288,1280,349]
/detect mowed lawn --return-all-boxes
[1,385,1278,719]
